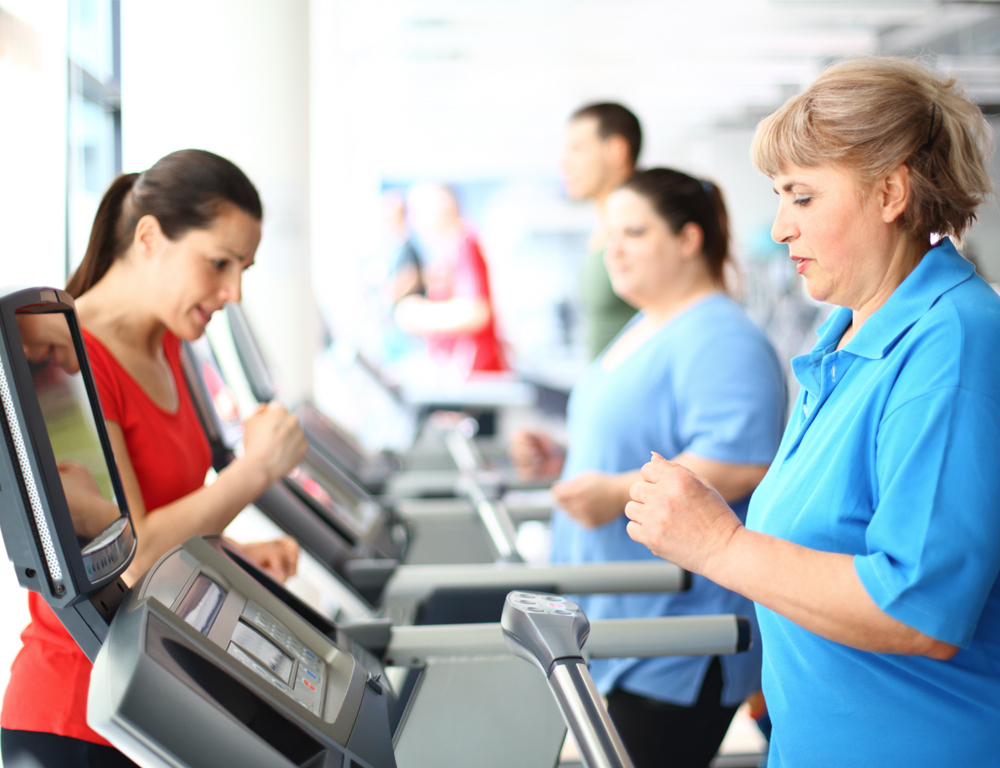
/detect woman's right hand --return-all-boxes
[240,402,308,486]
[509,428,565,479]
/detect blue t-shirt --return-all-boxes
[746,239,1000,767]
[551,293,786,705]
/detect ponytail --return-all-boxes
[66,149,263,298]
[66,173,139,298]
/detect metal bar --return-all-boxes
[458,475,523,562]
[384,560,688,603]
[549,661,634,768]
[384,614,746,665]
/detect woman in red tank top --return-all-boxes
[1,150,308,768]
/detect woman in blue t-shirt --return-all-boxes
[625,58,1000,768]
[511,168,786,768]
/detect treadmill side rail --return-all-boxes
[381,560,689,622]
[383,614,749,667]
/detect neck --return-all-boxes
[591,166,634,211]
[640,270,720,326]
[74,258,169,358]
[842,235,929,348]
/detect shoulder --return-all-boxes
[899,275,1000,401]
[674,296,780,371]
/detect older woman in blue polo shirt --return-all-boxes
[512,168,786,768]
[625,57,999,767]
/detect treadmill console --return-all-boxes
[0,287,135,658]
[90,535,397,768]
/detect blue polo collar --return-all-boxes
[812,238,975,361]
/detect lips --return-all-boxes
[195,305,214,324]
[791,255,810,275]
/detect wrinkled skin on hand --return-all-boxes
[625,453,742,574]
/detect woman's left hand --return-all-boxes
[625,453,742,574]
[236,537,299,583]
[552,471,631,528]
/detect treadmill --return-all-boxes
[0,286,753,768]
[209,302,542,499]
[182,332,692,625]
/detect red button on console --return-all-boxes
[302,679,316,691]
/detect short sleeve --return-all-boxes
[82,333,123,425]
[674,328,786,465]
[855,387,1000,647]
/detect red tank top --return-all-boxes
[1,330,212,743]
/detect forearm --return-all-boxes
[673,452,769,504]
[124,458,270,579]
[708,527,958,658]
[395,296,490,334]
[607,470,640,511]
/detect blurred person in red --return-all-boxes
[394,184,507,375]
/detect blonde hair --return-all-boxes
[751,56,994,243]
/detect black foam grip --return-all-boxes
[736,616,752,652]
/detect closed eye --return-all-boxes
[793,196,812,206]
[625,227,646,237]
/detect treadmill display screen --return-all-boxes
[177,574,226,635]
[287,462,367,524]
[14,309,131,582]
[231,621,294,685]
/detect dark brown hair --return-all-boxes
[66,149,262,297]
[621,168,732,290]
[571,102,643,167]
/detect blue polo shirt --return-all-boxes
[551,293,786,706]
[745,238,1000,767]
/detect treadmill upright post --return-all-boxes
[501,591,635,768]
[549,660,633,768]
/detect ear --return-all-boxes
[678,222,704,260]
[132,214,165,259]
[604,134,632,171]
[878,165,911,224]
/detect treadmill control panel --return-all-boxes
[227,600,328,715]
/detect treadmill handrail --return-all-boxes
[454,474,522,563]
[384,614,750,665]
[384,560,690,603]
[550,661,633,768]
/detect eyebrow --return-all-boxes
[220,248,252,263]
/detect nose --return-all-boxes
[605,231,625,260]
[221,270,242,304]
[771,201,796,244]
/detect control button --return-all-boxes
[305,669,318,681]
[302,679,316,691]
[304,649,316,660]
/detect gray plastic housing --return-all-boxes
[0,287,135,658]
[501,591,590,677]
[89,535,396,768]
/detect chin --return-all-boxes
[802,279,833,305]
